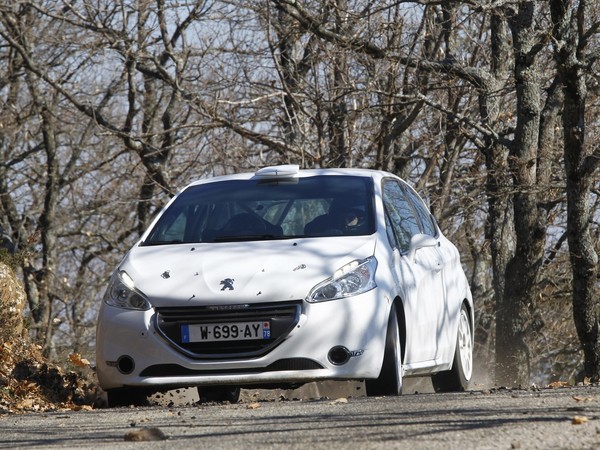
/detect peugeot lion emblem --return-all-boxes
[220,278,235,291]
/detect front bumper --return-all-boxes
[95,291,390,390]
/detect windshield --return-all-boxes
[143,175,376,244]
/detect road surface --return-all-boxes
[1,384,599,449]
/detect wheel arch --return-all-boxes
[461,298,475,344]
[392,296,406,363]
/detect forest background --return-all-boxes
[0,0,598,389]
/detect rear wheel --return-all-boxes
[431,303,473,392]
[197,386,241,403]
[106,388,150,408]
[365,305,403,396]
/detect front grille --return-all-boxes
[154,301,302,359]
[139,358,324,377]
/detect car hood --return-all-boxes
[120,236,377,307]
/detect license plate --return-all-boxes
[181,321,271,343]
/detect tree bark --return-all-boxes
[551,0,600,381]
[495,2,550,386]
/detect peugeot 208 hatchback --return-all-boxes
[96,165,474,406]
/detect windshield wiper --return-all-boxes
[212,234,287,243]
[142,239,183,246]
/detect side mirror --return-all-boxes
[407,233,438,263]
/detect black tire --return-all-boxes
[106,388,150,408]
[197,386,241,403]
[431,303,473,392]
[365,305,403,396]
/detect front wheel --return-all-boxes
[365,305,403,396]
[431,303,473,392]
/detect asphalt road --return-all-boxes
[1,383,600,449]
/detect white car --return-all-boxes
[96,165,473,406]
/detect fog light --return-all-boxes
[117,355,135,374]
[328,346,350,365]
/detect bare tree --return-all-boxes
[551,0,600,381]
[0,3,81,350]
[0,0,207,353]
[0,0,596,387]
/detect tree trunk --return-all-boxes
[550,0,600,381]
[479,13,515,382]
[23,75,60,355]
[495,2,549,386]
[327,0,349,167]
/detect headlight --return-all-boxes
[307,256,377,303]
[103,271,151,310]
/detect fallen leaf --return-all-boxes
[68,353,90,368]
[572,396,594,403]
[330,397,348,405]
[124,427,167,441]
[547,381,571,389]
[71,405,94,411]
[15,398,35,410]
[246,402,261,409]
[572,415,588,425]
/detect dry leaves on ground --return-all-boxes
[0,341,98,414]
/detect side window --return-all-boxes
[382,180,421,253]
[401,184,438,237]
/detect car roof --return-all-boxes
[185,166,398,188]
